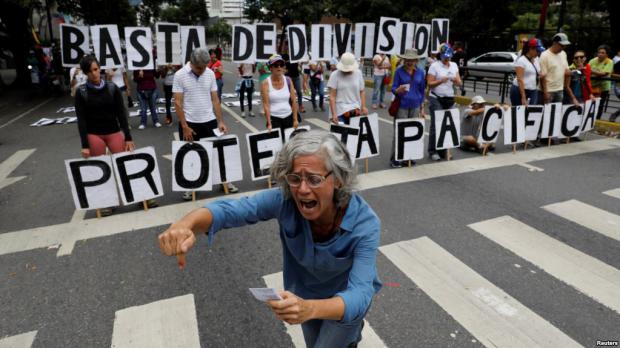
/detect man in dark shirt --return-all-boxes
[282,53,305,116]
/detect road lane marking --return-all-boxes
[516,163,544,172]
[0,99,53,129]
[542,200,620,242]
[603,188,620,199]
[110,294,200,348]
[380,236,582,348]
[0,149,36,190]
[221,103,259,133]
[0,331,37,348]
[469,215,620,314]
[0,138,618,257]
[305,118,330,130]
[263,272,386,348]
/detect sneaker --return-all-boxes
[241,111,247,118]
[138,124,145,130]
[146,199,158,208]
[431,153,441,161]
[164,116,172,125]
[155,122,162,128]
[226,183,239,193]
[390,160,403,168]
[182,191,193,201]
[249,111,255,117]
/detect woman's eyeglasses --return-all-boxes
[285,172,332,188]
[574,56,585,60]
[271,62,285,68]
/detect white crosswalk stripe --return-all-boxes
[380,236,582,348]
[543,199,620,242]
[603,188,620,199]
[0,331,37,348]
[110,294,200,348]
[262,272,387,348]
[469,215,620,314]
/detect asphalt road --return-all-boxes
[0,63,619,347]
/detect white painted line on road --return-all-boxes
[110,294,200,348]
[0,331,37,348]
[263,272,386,348]
[221,103,259,133]
[0,98,53,130]
[70,209,86,223]
[162,154,172,161]
[469,215,620,314]
[516,163,544,172]
[542,200,620,242]
[380,237,582,348]
[0,138,618,258]
[603,188,620,199]
[305,118,330,130]
[0,149,36,190]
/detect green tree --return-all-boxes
[208,18,231,44]
[160,0,208,25]
[56,0,137,28]
[244,0,328,51]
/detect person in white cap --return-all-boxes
[539,33,579,105]
[327,52,368,124]
[460,95,486,151]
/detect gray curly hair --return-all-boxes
[270,130,357,208]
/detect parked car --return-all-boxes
[466,52,518,80]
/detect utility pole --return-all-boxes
[557,0,567,33]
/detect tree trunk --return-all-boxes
[1,2,33,87]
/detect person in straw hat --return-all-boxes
[389,48,426,168]
[327,52,368,125]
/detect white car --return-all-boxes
[466,52,518,80]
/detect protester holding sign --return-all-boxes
[261,54,299,133]
[390,49,425,168]
[133,69,162,129]
[327,52,368,125]
[158,130,381,347]
[426,43,461,161]
[283,53,305,114]
[173,48,238,198]
[106,67,132,109]
[207,49,224,101]
[568,50,593,103]
[540,33,579,106]
[510,38,543,106]
[74,55,136,215]
[460,96,486,151]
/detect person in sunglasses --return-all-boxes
[261,54,299,134]
[567,50,594,104]
[158,130,381,347]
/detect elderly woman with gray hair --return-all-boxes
[158,129,381,347]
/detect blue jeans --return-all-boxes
[138,89,159,125]
[428,96,454,156]
[310,78,324,109]
[291,75,303,107]
[301,316,364,348]
[216,79,223,102]
[510,85,539,105]
[372,75,386,105]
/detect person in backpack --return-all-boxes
[261,54,299,134]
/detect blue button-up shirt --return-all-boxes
[205,188,382,323]
[391,65,426,109]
